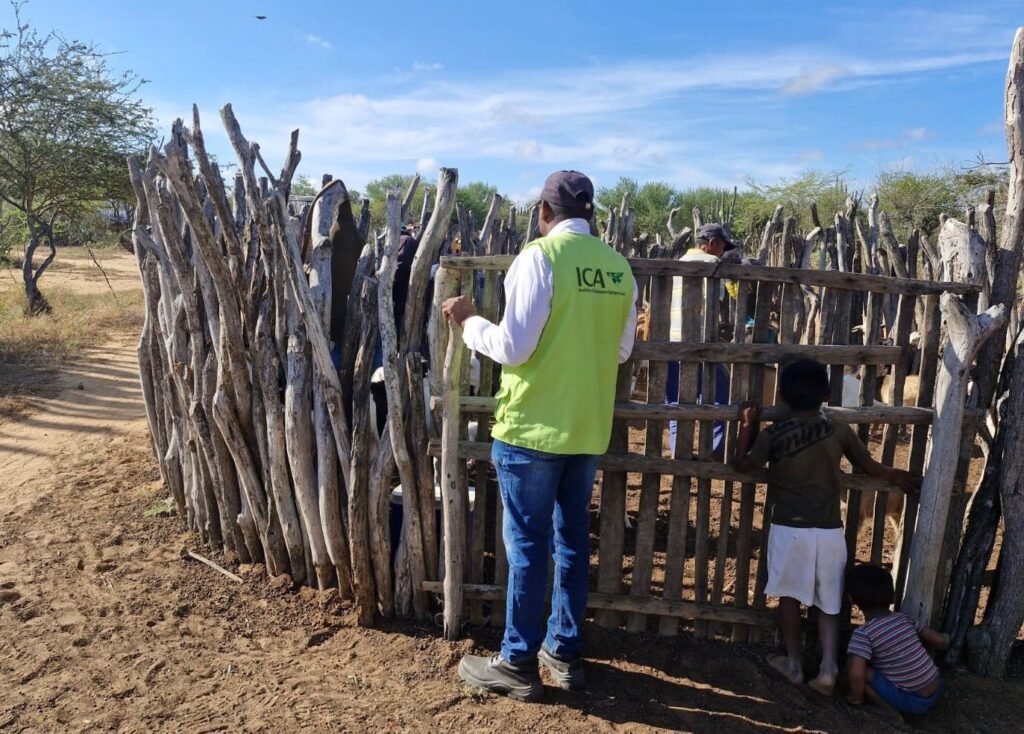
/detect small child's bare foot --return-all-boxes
[809,661,838,696]
[768,655,804,684]
[808,672,836,697]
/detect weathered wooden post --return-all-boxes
[966,326,1024,676]
[401,168,459,592]
[440,311,468,639]
[945,26,1024,673]
[379,190,428,619]
[756,205,784,266]
[308,179,355,596]
[350,279,381,624]
[900,295,1005,628]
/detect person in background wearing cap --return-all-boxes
[682,223,737,263]
[442,170,638,701]
[666,224,738,459]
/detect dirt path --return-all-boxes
[0,247,142,297]
[0,259,1022,731]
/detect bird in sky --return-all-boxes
[255,15,267,20]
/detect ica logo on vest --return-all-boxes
[575,267,625,290]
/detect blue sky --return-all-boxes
[5,1,1021,202]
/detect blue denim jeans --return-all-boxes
[871,669,942,715]
[491,439,598,664]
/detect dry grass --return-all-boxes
[0,284,143,418]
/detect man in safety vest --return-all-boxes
[442,170,637,701]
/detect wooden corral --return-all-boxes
[126,111,1002,640]
[126,110,1005,646]
[128,26,1024,676]
[430,222,1002,641]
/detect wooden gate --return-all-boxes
[428,253,983,641]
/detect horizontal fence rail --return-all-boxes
[439,256,982,296]
[631,342,903,364]
[434,396,983,426]
[426,440,960,495]
[422,582,778,628]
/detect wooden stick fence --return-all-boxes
[433,237,990,639]
[127,106,483,626]
[129,106,1004,647]
[121,29,1024,677]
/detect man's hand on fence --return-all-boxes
[442,296,476,327]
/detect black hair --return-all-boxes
[779,358,830,411]
[845,563,895,611]
[546,200,593,222]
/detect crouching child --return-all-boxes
[733,359,919,695]
[845,563,948,717]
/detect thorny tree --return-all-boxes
[0,1,153,313]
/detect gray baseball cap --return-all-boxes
[697,223,737,251]
[539,170,595,210]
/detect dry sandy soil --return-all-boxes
[1,250,1023,732]
[0,249,142,298]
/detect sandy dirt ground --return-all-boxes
[1,251,1023,732]
[0,248,142,297]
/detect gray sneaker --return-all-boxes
[458,654,543,702]
[538,648,585,691]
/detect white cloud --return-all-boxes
[513,139,543,160]
[845,9,1011,55]
[306,34,332,50]
[781,65,849,95]
[861,127,934,150]
[508,186,542,206]
[978,122,1003,136]
[883,155,916,172]
[416,157,437,173]
[172,22,1007,196]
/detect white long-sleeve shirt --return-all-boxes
[462,218,638,367]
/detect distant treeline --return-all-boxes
[294,166,1008,252]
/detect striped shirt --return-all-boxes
[847,612,939,693]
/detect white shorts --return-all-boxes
[765,525,846,615]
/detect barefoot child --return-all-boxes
[845,563,947,716]
[733,359,919,695]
